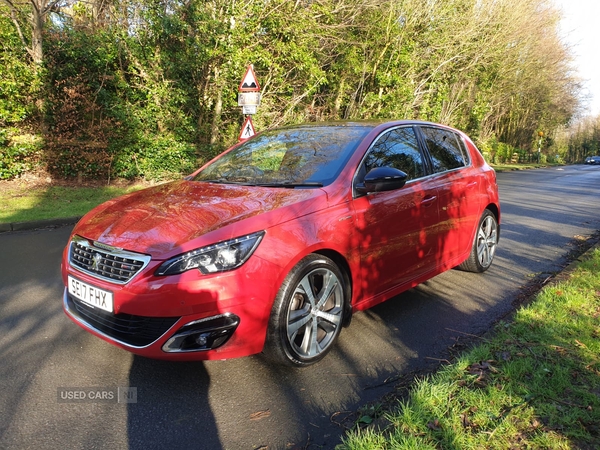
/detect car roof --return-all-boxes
[276,120,460,132]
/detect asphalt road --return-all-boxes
[1,165,599,449]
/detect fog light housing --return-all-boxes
[162,314,240,353]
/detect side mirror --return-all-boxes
[355,167,408,195]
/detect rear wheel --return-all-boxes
[459,209,498,273]
[264,254,346,366]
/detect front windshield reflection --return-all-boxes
[193,126,372,187]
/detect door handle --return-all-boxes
[421,195,437,206]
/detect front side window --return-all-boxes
[420,126,467,173]
[362,127,424,180]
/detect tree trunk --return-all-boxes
[210,88,223,145]
[30,0,44,65]
[333,77,345,118]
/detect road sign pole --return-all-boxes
[238,65,261,141]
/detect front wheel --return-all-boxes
[264,254,346,367]
[459,209,498,273]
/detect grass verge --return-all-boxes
[339,247,600,449]
[0,183,146,223]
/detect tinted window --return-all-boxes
[194,125,372,186]
[420,126,467,173]
[362,127,424,180]
[457,136,471,164]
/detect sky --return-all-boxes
[554,0,600,116]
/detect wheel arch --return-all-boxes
[484,203,501,240]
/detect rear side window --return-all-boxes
[363,127,424,180]
[420,126,468,173]
[457,136,471,162]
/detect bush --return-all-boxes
[0,130,43,179]
[496,142,512,163]
[44,136,201,182]
[47,142,112,179]
[546,153,563,164]
[112,136,199,181]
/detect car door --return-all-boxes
[351,126,440,305]
[417,126,480,266]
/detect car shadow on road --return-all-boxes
[127,357,219,450]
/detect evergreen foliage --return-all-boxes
[0,0,588,181]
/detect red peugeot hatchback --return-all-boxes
[62,121,500,366]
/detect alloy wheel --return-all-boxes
[476,215,498,268]
[285,267,344,359]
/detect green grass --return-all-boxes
[339,248,600,449]
[0,184,146,223]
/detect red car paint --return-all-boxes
[61,121,500,362]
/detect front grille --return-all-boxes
[66,294,180,347]
[69,236,151,284]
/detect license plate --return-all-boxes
[68,276,113,313]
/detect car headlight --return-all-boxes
[155,231,265,276]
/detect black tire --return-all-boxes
[459,209,498,273]
[264,254,346,367]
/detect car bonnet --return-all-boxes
[72,180,325,257]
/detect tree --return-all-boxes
[0,0,70,65]
[0,11,37,125]
[0,0,586,180]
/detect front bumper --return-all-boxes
[62,249,280,361]
[64,290,242,356]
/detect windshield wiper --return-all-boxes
[198,178,252,185]
[197,179,323,188]
[197,178,227,184]
[254,181,324,188]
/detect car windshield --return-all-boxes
[193,125,372,187]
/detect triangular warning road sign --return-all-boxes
[239,116,256,141]
[239,65,260,92]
